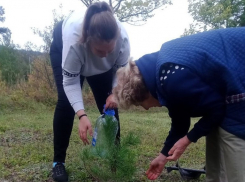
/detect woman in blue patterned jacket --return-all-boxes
[113,27,245,182]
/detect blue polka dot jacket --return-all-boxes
[135,27,245,157]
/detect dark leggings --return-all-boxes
[50,21,120,163]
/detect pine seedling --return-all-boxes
[80,116,140,182]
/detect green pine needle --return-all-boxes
[80,115,140,182]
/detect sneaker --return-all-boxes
[52,162,68,182]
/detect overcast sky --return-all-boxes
[1,0,193,60]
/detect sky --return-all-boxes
[1,0,193,60]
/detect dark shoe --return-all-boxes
[52,162,68,182]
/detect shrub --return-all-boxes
[18,56,57,106]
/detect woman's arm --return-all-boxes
[161,115,191,156]
[62,46,84,113]
[159,63,226,156]
[62,46,93,144]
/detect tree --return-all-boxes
[80,0,172,25]
[0,46,29,85]
[0,6,27,85]
[182,0,245,36]
[30,5,66,53]
[0,6,6,28]
[0,6,11,46]
[24,6,66,94]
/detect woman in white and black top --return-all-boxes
[49,2,130,181]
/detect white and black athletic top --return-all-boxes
[62,9,130,113]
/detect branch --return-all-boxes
[113,0,124,13]
[119,7,157,22]
[0,27,7,34]
[44,57,54,90]
[81,0,90,7]
[126,21,147,26]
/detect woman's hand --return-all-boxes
[77,110,93,145]
[104,94,117,111]
[166,135,191,161]
[146,153,168,180]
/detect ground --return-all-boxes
[0,104,206,182]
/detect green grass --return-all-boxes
[0,102,206,182]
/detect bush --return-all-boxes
[17,57,57,106]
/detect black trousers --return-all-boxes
[50,21,120,163]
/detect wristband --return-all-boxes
[78,114,87,120]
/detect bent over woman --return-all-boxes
[113,27,245,182]
[50,2,130,181]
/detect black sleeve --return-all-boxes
[159,63,226,156]
[161,114,190,157]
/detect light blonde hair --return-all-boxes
[112,58,149,109]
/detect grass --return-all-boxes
[0,100,206,182]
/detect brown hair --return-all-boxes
[112,59,150,109]
[81,1,119,43]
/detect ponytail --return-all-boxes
[81,1,119,43]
